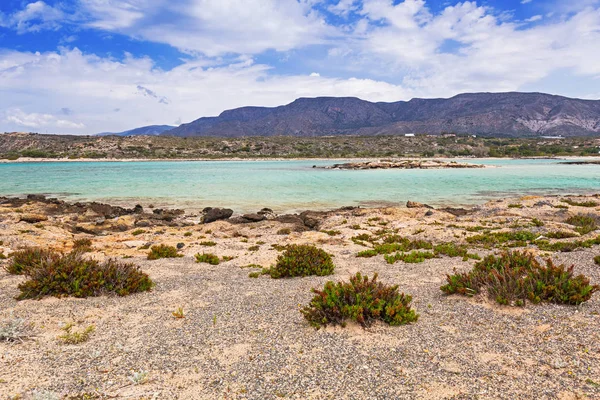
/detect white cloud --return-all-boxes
[525,15,543,22]
[0,1,65,34]
[3,108,85,130]
[521,0,533,4]
[79,0,336,56]
[0,48,411,134]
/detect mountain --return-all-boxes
[164,92,600,137]
[97,125,176,136]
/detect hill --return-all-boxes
[165,92,600,137]
[97,125,175,136]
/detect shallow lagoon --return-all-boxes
[1,158,599,212]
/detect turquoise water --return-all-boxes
[0,159,599,213]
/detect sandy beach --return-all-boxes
[0,194,599,399]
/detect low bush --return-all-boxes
[536,235,600,252]
[594,255,600,266]
[131,229,146,236]
[5,248,59,275]
[321,230,341,236]
[264,244,334,278]
[385,250,436,264]
[199,241,217,247]
[277,228,291,235]
[441,251,598,306]
[58,323,95,344]
[147,244,183,260]
[566,214,599,235]
[546,231,578,239]
[73,238,93,252]
[301,272,418,328]
[433,243,480,261]
[466,230,538,248]
[562,198,598,207]
[194,252,220,265]
[16,251,154,300]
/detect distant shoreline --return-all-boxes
[1,155,598,164]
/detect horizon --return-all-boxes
[1,0,600,135]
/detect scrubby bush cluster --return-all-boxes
[8,249,153,300]
[73,238,93,252]
[441,251,598,306]
[301,272,418,328]
[147,244,183,260]
[264,244,335,278]
[195,252,220,265]
[565,214,599,235]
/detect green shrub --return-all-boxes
[16,251,154,300]
[466,230,538,247]
[5,248,59,275]
[546,231,578,239]
[566,214,598,235]
[433,243,480,260]
[594,255,600,266]
[147,244,183,260]
[73,238,93,252]
[248,245,260,251]
[536,235,600,252]
[321,230,341,236]
[277,228,291,235]
[131,229,146,236]
[301,272,418,328]
[508,204,523,209]
[441,251,598,306]
[195,252,220,265]
[531,218,545,227]
[199,241,217,247]
[183,231,193,237]
[264,244,334,278]
[384,251,436,264]
[561,199,598,207]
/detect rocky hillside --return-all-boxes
[166,92,600,137]
[97,125,176,136]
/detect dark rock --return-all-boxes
[133,204,144,214]
[299,211,327,230]
[441,207,471,217]
[425,210,434,216]
[203,208,233,223]
[203,207,213,213]
[274,214,303,225]
[241,213,266,222]
[407,201,433,209]
[258,208,273,215]
[533,201,553,207]
[153,209,164,215]
[26,194,46,201]
[135,220,151,227]
[176,242,185,249]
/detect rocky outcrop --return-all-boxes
[202,207,234,223]
[406,201,434,209]
[324,160,484,170]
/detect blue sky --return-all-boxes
[1,0,599,134]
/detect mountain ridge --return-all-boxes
[164,92,600,137]
[97,125,176,137]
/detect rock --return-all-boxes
[123,240,146,249]
[241,213,266,222]
[153,209,164,215]
[406,201,433,209]
[299,211,326,230]
[177,242,185,249]
[26,194,46,201]
[133,204,144,214]
[95,217,106,225]
[19,214,48,223]
[203,208,233,223]
[533,201,553,207]
[202,207,213,213]
[440,207,471,217]
[425,210,434,216]
[74,223,101,235]
[135,220,151,227]
[258,208,273,214]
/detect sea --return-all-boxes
[1,158,599,213]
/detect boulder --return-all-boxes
[135,220,151,227]
[241,213,266,223]
[425,210,434,216]
[299,211,327,230]
[26,194,46,202]
[133,204,144,214]
[203,208,233,223]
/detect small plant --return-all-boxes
[184,231,193,237]
[508,204,523,209]
[277,228,291,235]
[129,370,149,385]
[466,230,538,248]
[195,253,220,265]
[561,198,598,207]
[16,250,154,300]
[147,244,183,260]
[73,238,93,252]
[263,244,334,278]
[546,231,578,239]
[5,247,60,275]
[0,313,34,343]
[241,264,263,269]
[301,272,418,328]
[248,272,261,278]
[58,323,95,344]
[566,214,598,235]
[384,250,436,264]
[221,256,235,262]
[531,218,545,227]
[172,307,185,319]
[248,245,260,251]
[441,251,599,306]
[594,255,600,266]
[199,241,217,247]
[131,229,146,236]
[320,229,341,236]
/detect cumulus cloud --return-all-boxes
[0,1,65,34]
[0,48,411,134]
[2,108,85,130]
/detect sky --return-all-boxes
[1,0,600,134]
